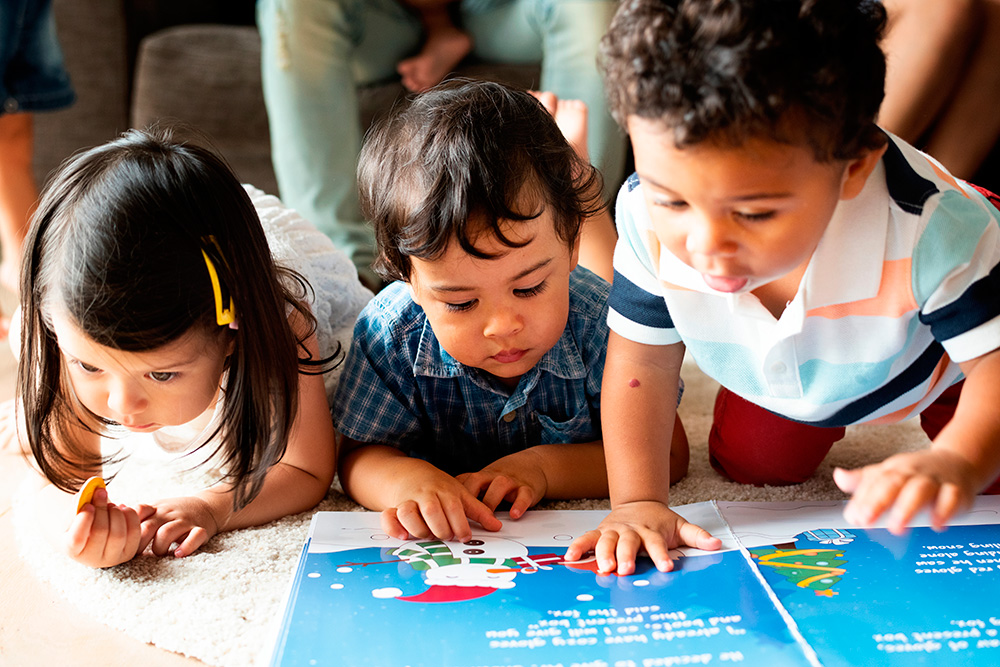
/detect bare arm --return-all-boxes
[565,332,720,573]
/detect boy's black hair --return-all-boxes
[600,0,888,161]
[358,79,605,282]
[20,129,335,510]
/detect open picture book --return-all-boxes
[269,497,1000,666]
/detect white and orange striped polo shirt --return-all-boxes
[608,133,1000,427]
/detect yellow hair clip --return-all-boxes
[201,237,235,327]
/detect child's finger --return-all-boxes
[66,506,97,557]
[614,531,643,575]
[564,531,599,563]
[506,485,535,520]
[642,535,674,573]
[676,521,723,552]
[832,467,861,493]
[379,508,410,541]
[479,477,517,512]
[593,530,621,574]
[932,483,966,531]
[846,470,905,526]
[395,500,433,539]
[888,477,937,535]
[462,495,503,534]
[174,526,210,558]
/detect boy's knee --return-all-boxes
[0,114,33,162]
[708,387,844,486]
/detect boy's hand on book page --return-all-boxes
[381,468,504,543]
[137,496,220,558]
[563,500,722,576]
[835,448,977,535]
[458,451,548,520]
[66,486,143,567]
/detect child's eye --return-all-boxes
[74,360,102,374]
[653,199,688,211]
[445,300,477,313]
[515,281,548,298]
[735,210,776,222]
[149,371,177,382]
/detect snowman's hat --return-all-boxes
[397,585,496,603]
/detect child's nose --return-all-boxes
[686,216,736,257]
[483,306,522,338]
[106,379,147,417]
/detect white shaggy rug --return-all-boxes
[12,360,927,666]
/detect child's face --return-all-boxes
[627,115,875,294]
[50,311,232,431]
[407,207,579,388]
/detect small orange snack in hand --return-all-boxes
[75,476,106,513]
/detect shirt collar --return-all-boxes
[803,158,889,309]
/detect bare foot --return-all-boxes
[531,91,590,162]
[397,25,473,93]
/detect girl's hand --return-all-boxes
[66,486,143,568]
[137,496,221,558]
[834,448,977,535]
[563,500,722,575]
[380,467,502,543]
[458,450,548,520]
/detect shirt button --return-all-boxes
[502,411,516,423]
[771,361,788,374]
[3,98,18,113]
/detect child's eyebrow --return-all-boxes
[639,172,793,201]
[429,258,553,293]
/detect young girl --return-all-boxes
[13,129,370,568]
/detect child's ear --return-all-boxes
[569,235,581,272]
[839,143,888,201]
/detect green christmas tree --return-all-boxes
[749,547,847,597]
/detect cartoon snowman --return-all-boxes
[385,536,565,603]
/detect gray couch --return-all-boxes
[34,0,540,199]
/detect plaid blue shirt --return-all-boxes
[332,268,610,475]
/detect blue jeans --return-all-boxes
[0,0,74,114]
[257,0,624,285]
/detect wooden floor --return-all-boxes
[0,293,200,665]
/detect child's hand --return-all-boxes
[381,467,503,542]
[834,449,977,534]
[66,486,143,568]
[137,496,221,558]
[458,450,548,520]
[563,500,722,575]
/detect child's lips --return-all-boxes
[492,349,527,364]
[702,274,749,293]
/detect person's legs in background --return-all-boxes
[463,0,626,202]
[880,0,1000,181]
[1,0,74,335]
[257,0,421,290]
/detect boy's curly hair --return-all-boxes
[359,79,604,282]
[601,0,888,161]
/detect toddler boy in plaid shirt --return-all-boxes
[332,80,687,542]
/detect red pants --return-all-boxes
[707,382,985,487]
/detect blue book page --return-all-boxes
[719,497,1000,667]
[270,505,812,667]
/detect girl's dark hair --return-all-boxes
[20,128,327,509]
[358,79,605,282]
[600,0,888,161]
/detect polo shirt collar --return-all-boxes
[803,159,889,309]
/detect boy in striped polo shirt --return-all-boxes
[566,0,1000,575]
